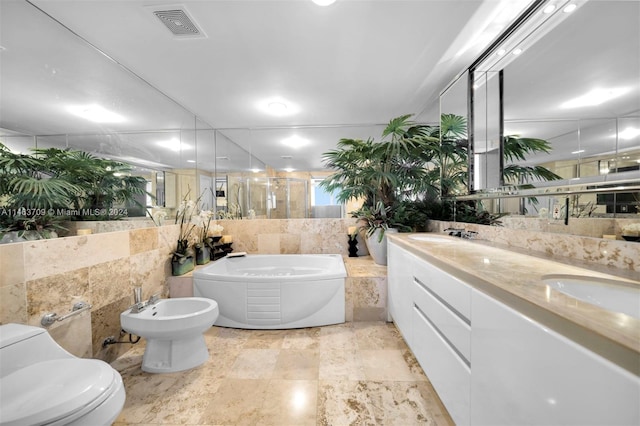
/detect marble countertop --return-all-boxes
[387,233,640,375]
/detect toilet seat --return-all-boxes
[1,358,119,426]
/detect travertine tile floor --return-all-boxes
[112,321,454,425]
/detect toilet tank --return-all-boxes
[0,323,73,377]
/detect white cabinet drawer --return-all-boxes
[413,279,471,363]
[413,304,471,426]
[412,259,471,321]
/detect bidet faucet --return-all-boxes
[130,301,147,314]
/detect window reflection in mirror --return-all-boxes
[439,71,470,197]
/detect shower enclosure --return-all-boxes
[220,176,309,219]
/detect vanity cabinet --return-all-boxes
[388,241,471,425]
[471,289,639,426]
[387,240,640,426]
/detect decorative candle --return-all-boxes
[348,226,357,235]
[76,229,92,236]
[221,235,233,243]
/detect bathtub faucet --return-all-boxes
[444,228,478,239]
[444,227,465,237]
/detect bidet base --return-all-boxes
[141,334,209,373]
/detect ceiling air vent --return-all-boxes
[151,6,206,38]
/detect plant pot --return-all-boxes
[365,228,397,265]
[171,256,195,276]
[195,246,210,265]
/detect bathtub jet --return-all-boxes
[193,254,346,329]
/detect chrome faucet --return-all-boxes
[130,301,147,314]
[444,227,465,237]
[461,230,478,239]
[148,293,160,305]
[444,228,478,239]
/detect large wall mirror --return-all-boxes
[450,0,640,227]
[1,0,374,225]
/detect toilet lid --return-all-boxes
[0,358,118,426]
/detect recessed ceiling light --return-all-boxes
[542,5,556,14]
[282,136,310,149]
[268,102,287,114]
[68,104,125,123]
[284,168,295,172]
[512,48,523,55]
[563,3,577,13]
[560,88,629,109]
[571,149,585,154]
[496,49,507,56]
[312,0,336,6]
[186,160,196,163]
[618,127,640,140]
[157,138,191,152]
[251,168,262,173]
[258,98,299,116]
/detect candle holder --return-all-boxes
[348,235,359,257]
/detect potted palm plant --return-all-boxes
[320,114,561,264]
[320,114,439,264]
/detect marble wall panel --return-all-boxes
[26,268,90,327]
[0,282,27,324]
[130,249,167,299]
[258,234,281,254]
[48,309,92,358]
[92,295,134,363]
[0,241,25,287]
[129,227,159,255]
[430,220,640,272]
[23,231,130,281]
[89,258,132,310]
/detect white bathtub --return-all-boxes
[192,254,346,329]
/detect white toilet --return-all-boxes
[0,323,125,426]
[120,297,219,373]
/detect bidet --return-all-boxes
[120,297,219,373]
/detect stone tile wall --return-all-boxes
[0,218,360,363]
[0,223,179,363]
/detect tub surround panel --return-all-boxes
[430,220,640,271]
[218,218,353,255]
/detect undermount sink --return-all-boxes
[408,234,454,243]
[542,275,640,319]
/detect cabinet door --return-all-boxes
[471,289,640,425]
[387,242,414,340]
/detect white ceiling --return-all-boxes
[1,0,637,176]
[0,0,531,172]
